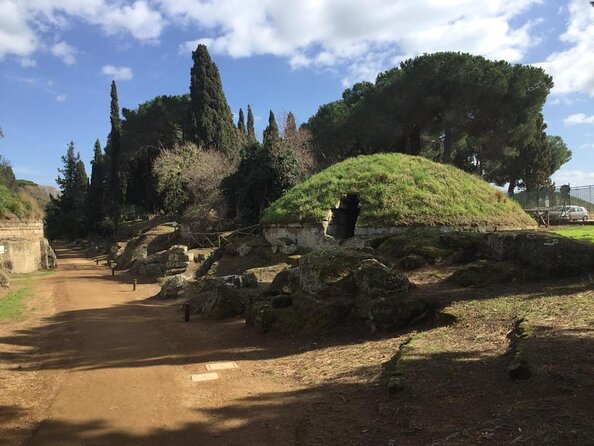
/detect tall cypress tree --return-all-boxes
[108,80,123,228]
[284,112,297,139]
[74,160,89,210]
[87,139,106,227]
[263,110,280,147]
[188,44,238,154]
[247,105,256,143]
[237,108,247,146]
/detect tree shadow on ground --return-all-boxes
[2,328,592,446]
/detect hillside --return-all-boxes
[263,153,535,229]
[0,184,43,220]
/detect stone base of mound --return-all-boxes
[263,223,535,252]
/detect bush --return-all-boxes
[153,143,234,215]
[222,142,299,225]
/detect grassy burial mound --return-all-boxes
[263,153,535,229]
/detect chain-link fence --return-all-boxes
[512,185,594,215]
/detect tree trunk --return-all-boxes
[507,179,516,197]
[410,128,421,156]
[443,129,452,163]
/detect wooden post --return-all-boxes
[111,267,115,276]
[133,279,137,291]
[184,303,190,322]
[95,259,99,265]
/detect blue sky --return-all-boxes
[0,0,593,187]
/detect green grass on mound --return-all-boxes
[263,153,535,228]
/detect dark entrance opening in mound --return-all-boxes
[327,194,360,239]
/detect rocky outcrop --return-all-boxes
[264,267,300,296]
[444,231,594,286]
[183,272,259,320]
[40,239,57,270]
[446,260,533,287]
[298,246,375,294]
[248,246,428,334]
[130,245,191,277]
[480,232,594,276]
[157,275,189,299]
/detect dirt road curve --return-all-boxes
[1,248,306,446]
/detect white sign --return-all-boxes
[0,246,5,254]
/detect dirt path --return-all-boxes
[6,247,591,445]
[1,247,307,446]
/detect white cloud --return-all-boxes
[19,57,36,67]
[536,0,594,96]
[101,65,133,81]
[552,170,594,187]
[0,0,164,62]
[564,113,594,126]
[55,94,66,102]
[51,41,77,65]
[0,0,38,59]
[100,1,165,42]
[579,143,594,150]
[170,0,540,84]
[0,0,566,87]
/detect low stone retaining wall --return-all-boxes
[0,220,52,273]
[263,222,532,252]
[262,222,329,250]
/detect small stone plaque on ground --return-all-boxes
[191,372,219,382]
[205,362,239,371]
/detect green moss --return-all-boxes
[376,230,453,263]
[262,153,535,229]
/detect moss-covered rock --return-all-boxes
[258,247,429,334]
[157,274,189,299]
[265,267,300,296]
[298,246,374,294]
[482,232,594,276]
[446,260,530,287]
[376,230,453,264]
[353,259,410,298]
[399,254,427,271]
[366,296,430,330]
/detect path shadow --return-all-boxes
[2,327,592,445]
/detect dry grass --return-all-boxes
[256,271,594,444]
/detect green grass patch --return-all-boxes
[0,287,34,321]
[552,226,594,244]
[11,270,56,283]
[262,153,535,229]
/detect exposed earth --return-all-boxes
[0,245,593,445]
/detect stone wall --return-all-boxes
[262,222,330,250]
[263,222,534,252]
[0,220,48,273]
